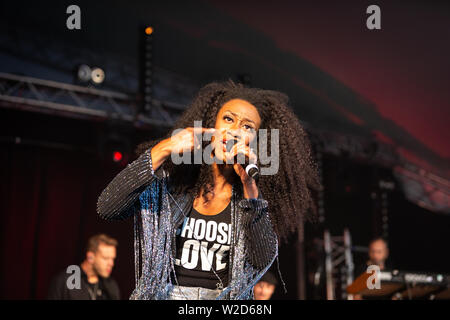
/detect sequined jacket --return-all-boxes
[97,148,278,300]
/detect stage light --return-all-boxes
[75,64,105,85]
[97,129,131,167]
[139,24,154,114]
[77,64,92,82]
[91,67,105,84]
[113,151,123,162]
[145,26,153,35]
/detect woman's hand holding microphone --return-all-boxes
[150,127,258,198]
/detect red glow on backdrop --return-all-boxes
[211,1,450,160]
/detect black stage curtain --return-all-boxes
[0,143,135,299]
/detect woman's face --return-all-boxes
[211,98,261,163]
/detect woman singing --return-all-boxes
[97,80,320,300]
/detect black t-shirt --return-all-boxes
[173,201,232,290]
[354,260,394,278]
[47,266,120,300]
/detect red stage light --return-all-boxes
[145,26,153,35]
[113,151,123,162]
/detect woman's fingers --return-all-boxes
[192,127,216,135]
[233,162,246,177]
[194,127,216,150]
[176,127,215,152]
[230,142,246,157]
[226,143,257,164]
[173,127,258,159]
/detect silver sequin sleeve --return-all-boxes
[97,149,163,220]
[239,198,278,269]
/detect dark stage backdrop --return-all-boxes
[0,143,136,299]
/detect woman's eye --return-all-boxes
[224,116,232,122]
[244,124,254,131]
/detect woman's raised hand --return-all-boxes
[168,127,216,155]
[150,127,215,172]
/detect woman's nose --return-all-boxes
[230,129,241,141]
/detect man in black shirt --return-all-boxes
[47,234,120,300]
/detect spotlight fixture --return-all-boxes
[112,150,123,163]
[76,64,105,85]
[77,64,92,82]
[91,67,105,84]
[97,130,131,167]
[139,24,154,114]
[145,26,153,35]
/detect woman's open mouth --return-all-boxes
[223,138,236,153]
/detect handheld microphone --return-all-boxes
[244,163,259,181]
[226,139,260,180]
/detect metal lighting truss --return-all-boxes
[322,229,354,300]
[0,72,183,128]
[0,25,198,100]
[0,25,195,126]
[306,125,450,215]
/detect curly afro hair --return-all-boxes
[136,80,321,242]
